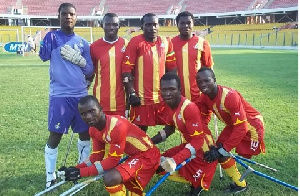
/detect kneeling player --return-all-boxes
[151,73,217,196]
[59,95,160,196]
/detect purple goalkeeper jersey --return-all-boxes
[39,30,93,97]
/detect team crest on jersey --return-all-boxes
[219,105,224,111]
[136,115,141,122]
[121,46,126,53]
[160,42,165,48]
[194,43,199,50]
[79,39,84,47]
[106,135,111,142]
[177,114,182,120]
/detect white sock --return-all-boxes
[77,139,90,163]
[45,144,58,182]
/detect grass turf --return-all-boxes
[0,48,297,195]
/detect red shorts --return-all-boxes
[217,123,265,159]
[162,143,217,190]
[129,102,171,126]
[115,147,160,194]
[103,110,125,117]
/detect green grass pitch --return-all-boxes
[0,48,297,195]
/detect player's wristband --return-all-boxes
[185,143,196,156]
[218,147,230,157]
[159,130,167,141]
[130,92,137,96]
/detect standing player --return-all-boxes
[59,95,160,196]
[151,73,217,196]
[196,67,265,193]
[39,3,93,188]
[89,13,127,116]
[172,11,214,108]
[122,13,177,132]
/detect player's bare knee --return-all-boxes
[103,169,123,187]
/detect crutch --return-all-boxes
[233,154,298,191]
[62,132,75,167]
[213,114,223,179]
[60,175,103,196]
[34,181,67,196]
[146,156,194,196]
[233,154,277,172]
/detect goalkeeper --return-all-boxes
[39,3,94,189]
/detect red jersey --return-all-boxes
[199,85,264,152]
[165,96,213,165]
[79,115,156,177]
[122,34,176,105]
[90,37,127,113]
[172,35,214,103]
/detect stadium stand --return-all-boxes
[266,0,298,9]
[0,0,17,14]
[184,0,251,13]
[19,0,99,15]
[104,0,181,15]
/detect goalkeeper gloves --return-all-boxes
[60,44,87,67]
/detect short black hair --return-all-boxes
[197,67,216,80]
[58,3,76,13]
[160,72,181,89]
[141,13,157,25]
[79,95,101,108]
[176,11,194,25]
[103,12,118,20]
